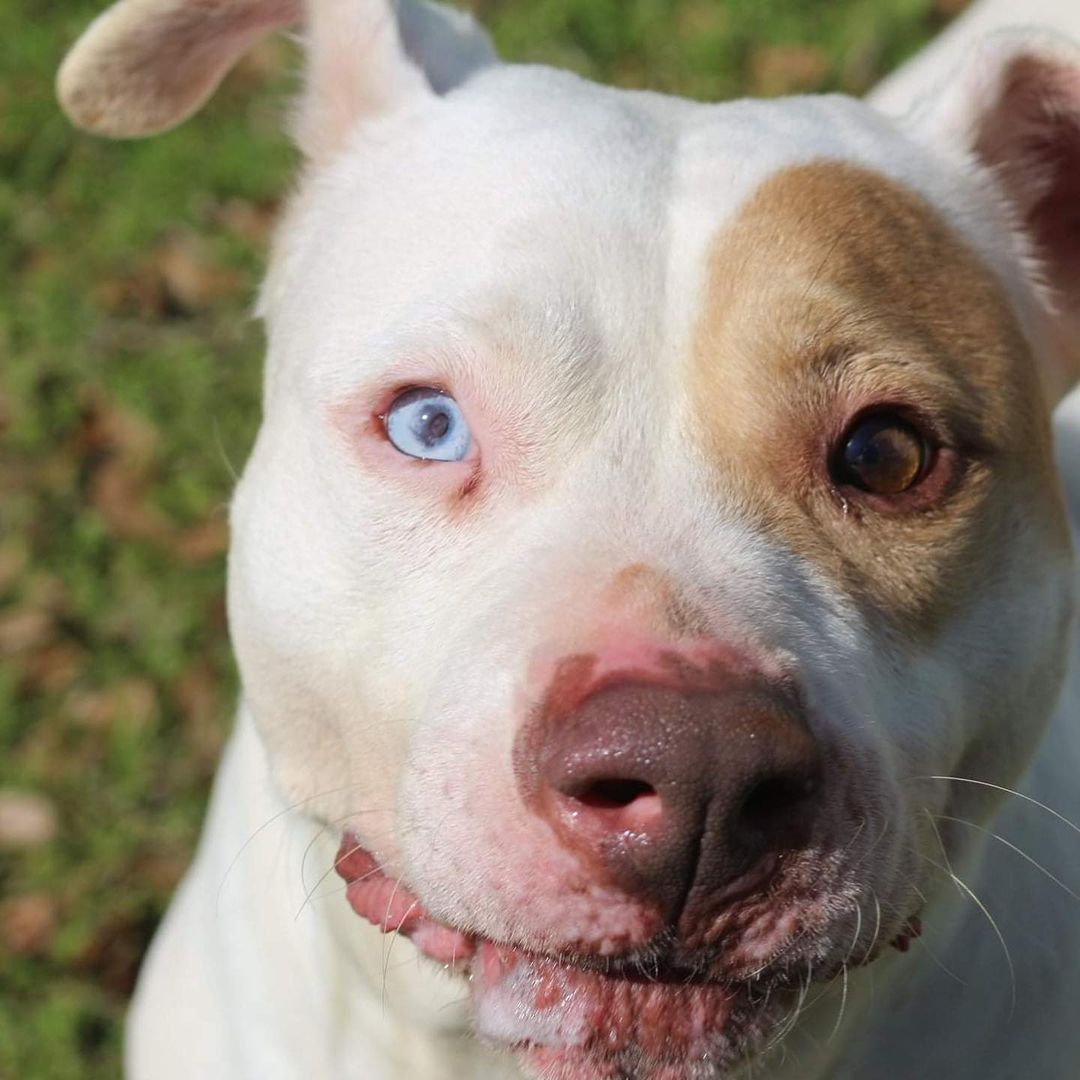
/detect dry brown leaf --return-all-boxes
[75,392,172,542]
[0,380,12,437]
[0,609,55,656]
[0,790,59,849]
[133,852,187,893]
[154,233,245,314]
[215,198,279,245]
[750,44,830,97]
[66,678,160,731]
[93,272,167,318]
[176,658,227,765]
[677,3,729,36]
[173,516,229,563]
[22,642,87,694]
[90,459,171,542]
[75,908,156,997]
[76,390,158,463]
[1,893,60,956]
[0,545,26,593]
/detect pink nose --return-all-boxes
[519,669,823,923]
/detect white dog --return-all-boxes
[58,0,1080,1077]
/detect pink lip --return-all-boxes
[334,834,923,1070]
[334,834,766,1071]
[335,838,476,966]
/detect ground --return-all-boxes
[0,1,962,1075]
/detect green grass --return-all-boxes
[0,1,957,1074]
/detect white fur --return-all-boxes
[55,1,1080,1076]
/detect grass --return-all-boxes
[0,0,958,1075]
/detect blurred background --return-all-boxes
[0,0,968,1075]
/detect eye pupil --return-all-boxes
[418,408,451,444]
[836,413,927,496]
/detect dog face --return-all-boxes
[60,3,1080,1077]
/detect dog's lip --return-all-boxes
[334,833,924,1062]
[334,833,761,1065]
[335,836,477,966]
[334,833,924,966]
[333,834,760,978]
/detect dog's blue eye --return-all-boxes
[384,388,472,461]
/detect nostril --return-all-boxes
[557,777,664,834]
[738,772,820,836]
[575,778,656,810]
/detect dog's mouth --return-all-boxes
[334,837,764,1075]
[335,835,920,1077]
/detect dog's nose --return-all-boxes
[524,679,823,921]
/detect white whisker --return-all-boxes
[864,889,883,961]
[383,899,421,987]
[924,810,1016,1017]
[214,783,381,910]
[935,813,1080,902]
[828,961,849,1042]
[918,776,1080,837]
[381,874,406,1007]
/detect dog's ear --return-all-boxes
[907,33,1080,406]
[57,0,494,160]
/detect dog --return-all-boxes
[57,0,1080,1077]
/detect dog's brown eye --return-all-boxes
[833,413,929,496]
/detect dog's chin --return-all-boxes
[335,838,816,1079]
[468,944,785,1080]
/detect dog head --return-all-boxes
[60,3,1080,1076]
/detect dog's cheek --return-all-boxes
[847,510,1077,889]
[224,426,422,845]
[915,542,1075,847]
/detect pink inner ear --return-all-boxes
[976,56,1080,302]
[1031,129,1080,302]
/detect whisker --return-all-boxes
[297,862,361,919]
[828,961,849,1043]
[766,961,811,1053]
[297,810,384,906]
[864,888,883,961]
[296,815,434,921]
[212,416,240,483]
[381,874,406,1008]
[935,813,1080,902]
[839,899,864,975]
[383,898,421,988]
[296,862,383,921]
[923,810,1016,1017]
[907,923,966,986]
[215,781,381,910]
[916,776,1080,838]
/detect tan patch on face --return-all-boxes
[690,161,1071,639]
[604,563,708,638]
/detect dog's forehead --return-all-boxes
[260,67,1071,646]
[276,67,1025,389]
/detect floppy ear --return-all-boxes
[57,0,494,161]
[904,33,1080,406]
